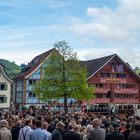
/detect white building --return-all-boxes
[0,64,14,109]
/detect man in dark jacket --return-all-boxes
[11,120,22,140]
[105,123,124,140]
[63,121,81,140]
[128,123,140,140]
[52,121,65,140]
[122,123,132,140]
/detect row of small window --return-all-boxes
[16,97,45,103]
[16,92,36,98]
[0,83,7,90]
[95,83,135,89]
[100,73,126,78]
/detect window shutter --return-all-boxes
[4,84,7,90]
[4,96,7,103]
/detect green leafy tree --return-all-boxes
[34,41,93,113]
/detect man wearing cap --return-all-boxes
[0,120,12,140]
[105,122,124,140]
[88,118,106,140]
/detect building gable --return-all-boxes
[0,64,13,83]
[14,48,55,79]
[86,54,140,83]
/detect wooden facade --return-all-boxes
[85,55,140,105]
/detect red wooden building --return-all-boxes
[81,54,140,114]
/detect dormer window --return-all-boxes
[111,63,115,73]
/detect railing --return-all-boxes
[100,77,126,83]
[112,98,139,104]
[89,98,139,104]
[114,88,139,94]
[89,98,110,104]
[95,88,110,93]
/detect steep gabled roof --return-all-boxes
[14,48,55,79]
[80,54,116,79]
[81,54,140,81]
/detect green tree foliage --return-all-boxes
[33,41,93,113]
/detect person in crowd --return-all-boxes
[88,118,106,140]
[63,121,81,140]
[30,120,47,140]
[119,122,126,133]
[42,122,52,140]
[18,118,32,140]
[11,120,22,140]
[83,125,93,140]
[52,121,65,140]
[128,122,140,140]
[105,123,124,140]
[122,123,132,140]
[0,120,12,140]
[32,119,37,130]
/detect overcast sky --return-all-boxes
[0,0,140,68]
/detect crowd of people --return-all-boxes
[0,107,140,140]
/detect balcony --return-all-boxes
[114,88,139,94]
[95,88,110,93]
[100,77,126,83]
[89,98,110,104]
[112,98,139,104]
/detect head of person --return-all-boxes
[92,118,101,128]
[32,119,37,129]
[24,118,32,127]
[68,120,76,130]
[125,123,132,130]
[86,125,93,133]
[111,123,120,131]
[74,124,81,132]
[0,120,8,128]
[56,121,65,131]
[134,123,140,132]
[42,122,49,130]
[16,120,22,128]
[36,120,42,128]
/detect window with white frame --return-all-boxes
[0,95,7,103]
[0,83,7,90]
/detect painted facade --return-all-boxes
[85,54,140,105]
[14,49,140,109]
[14,49,54,107]
[0,64,14,109]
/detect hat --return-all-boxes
[0,120,8,127]
[112,123,119,128]
[126,123,132,129]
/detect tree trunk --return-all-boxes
[64,95,68,113]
